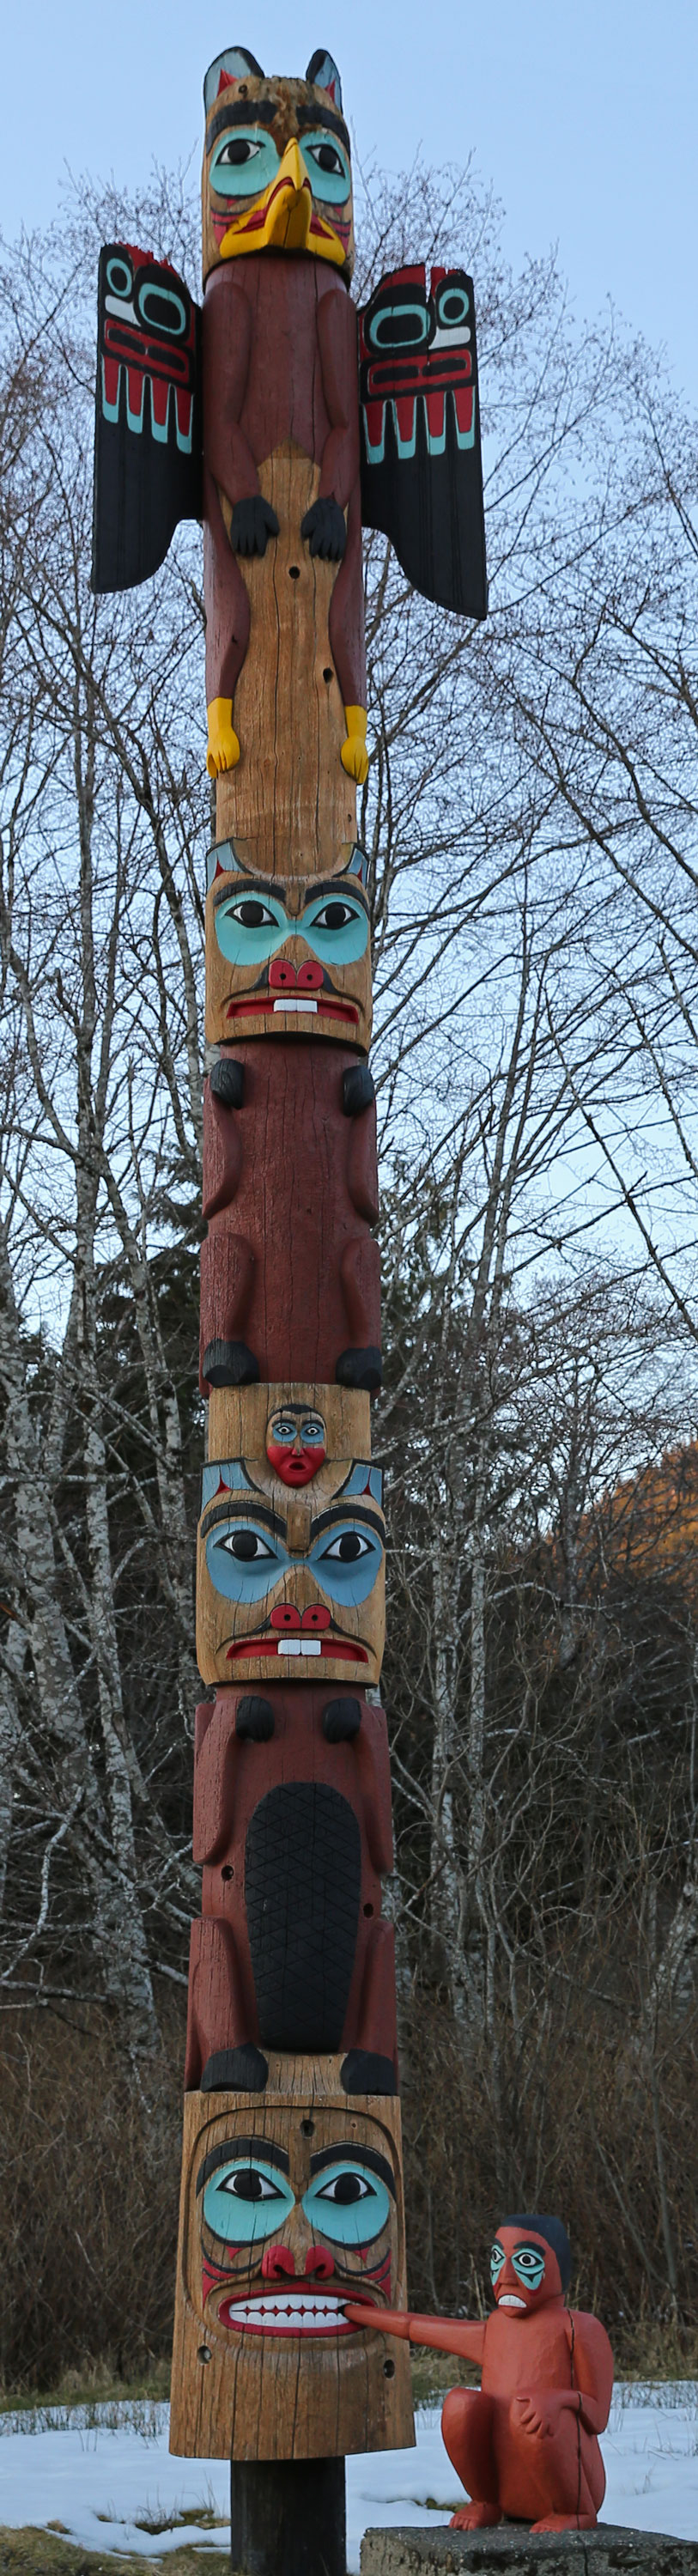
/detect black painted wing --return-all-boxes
[92,244,202,592]
[358,263,487,620]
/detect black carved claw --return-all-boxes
[230,496,280,557]
[300,496,347,561]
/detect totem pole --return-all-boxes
[92,41,486,2576]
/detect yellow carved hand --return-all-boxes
[340,706,369,786]
[206,698,240,778]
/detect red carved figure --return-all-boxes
[346,2215,613,2532]
[199,1046,381,1394]
[185,1686,397,2095]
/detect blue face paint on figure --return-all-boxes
[204,1512,383,1610]
[202,2154,391,2250]
[214,885,368,970]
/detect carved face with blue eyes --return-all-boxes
[489,2224,563,2315]
[203,64,355,282]
[196,1455,385,1687]
[204,843,372,1051]
[191,2098,402,2342]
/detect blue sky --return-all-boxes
[3,0,695,402]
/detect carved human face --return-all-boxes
[197,2102,398,2339]
[169,2063,414,2462]
[264,1401,327,1485]
[489,2225,563,2313]
[197,1456,385,1687]
[205,841,372,1050]
[202,70,354,283]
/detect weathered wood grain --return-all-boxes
[214,447,357,870]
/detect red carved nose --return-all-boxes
[269,957,324,993]
[305,2245,334,2278]
[261,2245,295,2280]
[270,1603,332,1633]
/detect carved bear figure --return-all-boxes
[185,1686,397,2094]
[199,1045,381,1393]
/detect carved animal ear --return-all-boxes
[306,48,343,110]
[203,46,264,114]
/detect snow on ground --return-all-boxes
[0,2386,697,2565]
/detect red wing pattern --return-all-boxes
[358,263,487,619]
[92,244,202,592]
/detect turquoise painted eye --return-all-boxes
[302,2162,390,2246]
[490,2241,505,2282]
[302,896,367,964]
[367,301,429,354]
[300,131,350,204]
[215,892,288,967]
[206,1519,289,1604]
[203,2160,294,2245]
[106,252,133,301]
[209,128,281,199]
[513,2246,546,2288]
[137,280,188,336]
[307,1521,382,1608]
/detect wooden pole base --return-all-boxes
[230,2456,346,2576]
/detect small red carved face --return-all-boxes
[490,2225,562,2314]
[265,1402,327,1485]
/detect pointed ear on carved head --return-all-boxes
[305,48,343,111]
[203,46,264,114]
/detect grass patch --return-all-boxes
[0,2539,224,2575]
[0,2360,172,2416]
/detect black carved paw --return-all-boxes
[343,1063,375,1116]
[230,496,280,557]
[323,1696,361,1742]
[341,2050,397,2096]
[236,1695,275,1741]
[203,1339,259,1388]
[210,1056,245,1109]
[300,496,347,562]
[336,1346,382,1392]
[202,2044,269,2093]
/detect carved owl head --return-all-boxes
[202,46,354,284]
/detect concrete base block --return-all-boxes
[360,2530,698,2576]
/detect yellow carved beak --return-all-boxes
[220,137,313,258]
